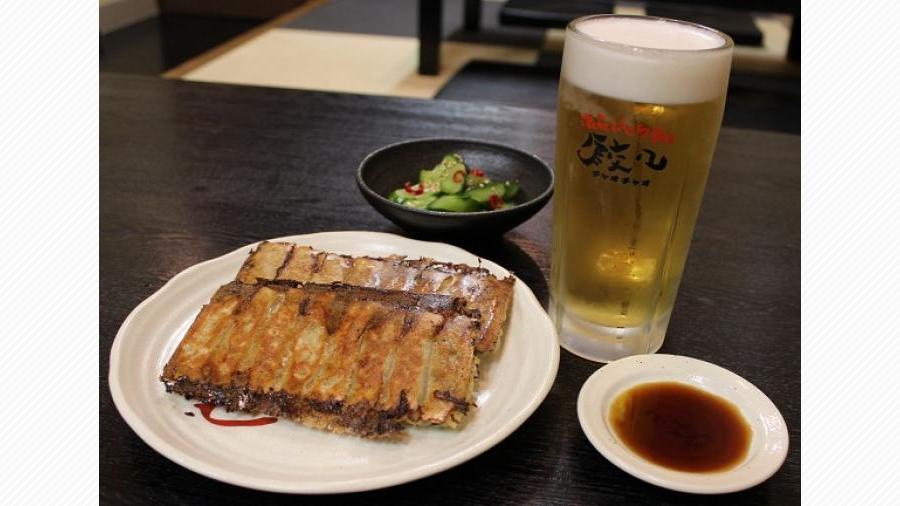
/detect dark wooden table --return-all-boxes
[100,73,799,505]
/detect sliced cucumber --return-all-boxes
[440,168,467,194]
[402,194,438,209]
[389,154,521,212]
[419,171,444,192]
[503,180,520,200]
[465,173,490,188]
[422,181,440,193]
[427,195,482,212]
[435,153,467,194]
[439,153,464,171]
[388,188,411,203]
[464,182,506,204]
[415,169,439,193]
[428,153,462,181]
[419,168,437,184]
[389,186,435,204]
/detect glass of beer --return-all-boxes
[551,15,733,362]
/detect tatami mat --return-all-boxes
[182,28,538,98]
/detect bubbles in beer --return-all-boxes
[563,16,733,105]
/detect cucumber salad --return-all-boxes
[387,153,519,212]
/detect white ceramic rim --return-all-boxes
[576,354,789,494]
[108,231,560,494]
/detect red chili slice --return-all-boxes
[471,168,485,177]
[452,170,465,183]
[404,181,424,195]
[488,194,504,209]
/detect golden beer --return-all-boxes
[551,15,733,361]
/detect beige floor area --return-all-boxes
[175,2,795,99]
[182,28,538,99]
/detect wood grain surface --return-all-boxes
[100,73,799,505]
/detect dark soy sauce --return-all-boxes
[608,382,752,472]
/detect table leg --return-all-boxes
[418,0,442,75]
[464,0,481,32]
[787,13,799,61]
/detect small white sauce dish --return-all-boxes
[577,354,789,494]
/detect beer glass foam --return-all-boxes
[564,17,731,105]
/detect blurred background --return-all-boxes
[99,0,799,134]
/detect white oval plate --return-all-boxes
[109,231,559,494]
[577,354,788,494]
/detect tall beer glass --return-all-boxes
[551,15,733,362]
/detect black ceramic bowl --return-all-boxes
[357,138,553,237]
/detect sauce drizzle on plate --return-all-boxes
[193,403,278,427]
